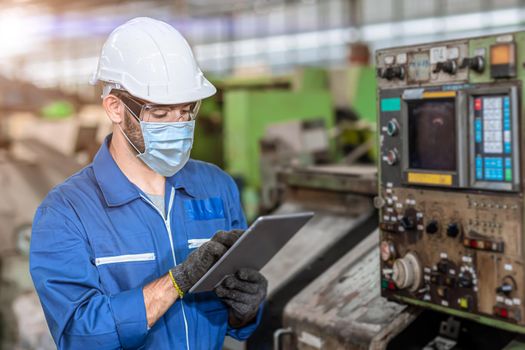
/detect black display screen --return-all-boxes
[408,99,456,171]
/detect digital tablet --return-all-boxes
[189,212,314,293]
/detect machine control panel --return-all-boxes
[377,32,525,332]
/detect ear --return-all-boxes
[103,94,125,124]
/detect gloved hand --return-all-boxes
[170,229,243,295]
[214,268,267,326]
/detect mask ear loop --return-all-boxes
[118,104,143,156]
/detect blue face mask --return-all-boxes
[120,117,195,177]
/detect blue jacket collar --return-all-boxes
[93,135,197,207]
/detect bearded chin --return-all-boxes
[123,111,146,154]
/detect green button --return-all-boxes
[381,279,389,289]
[381,98,401,112]
[506,169,512,181]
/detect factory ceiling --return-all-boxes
[0,0,300,16]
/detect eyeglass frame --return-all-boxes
[111,90,201,123]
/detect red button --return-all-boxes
[475,98,482,111]
[388,281,396,290]
[500,308,509,318]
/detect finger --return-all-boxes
[224,278,260,294]
[214,285,230,299]
[226,300,258,319]
[216,288,255,304]
[199,241,227,265]
[211,229,244,248]
[237,268,267,284]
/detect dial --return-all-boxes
[392,252,423,292]
[386,149,398,166]
[386,119,399,136]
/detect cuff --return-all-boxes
[227,302,265,341]
[109,287,148,349]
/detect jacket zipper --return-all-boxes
[141,187,190,350]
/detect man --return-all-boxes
[30,17,267,349]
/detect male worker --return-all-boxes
[30,17,267,349]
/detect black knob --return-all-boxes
[379,66,405,80]
[497,283,513,296]
[400,216,416,230]
[460,56,485,73]
[426,220,439,234]
[458,275,473,288]
[433,60,457,75]
[447,223,461,238]
[437,260,450,274]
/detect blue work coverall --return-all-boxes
[29,135,262,349]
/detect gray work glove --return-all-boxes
[214,268,268,325]
[170,229,244,295]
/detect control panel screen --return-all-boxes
[473,95,513,182]
[408,99,456,171]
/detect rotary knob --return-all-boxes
[460,56,485,73]
[426,220,439,234]
[400,216,416,230]
[386,119,399,136]
[385,149,398,166]
[447,222,461,238]
[392,252,423,292]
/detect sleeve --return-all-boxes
[29,206,148,350]
[226,303,265,340]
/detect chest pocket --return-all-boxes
[184,197,227,251]
[92,231,158,294]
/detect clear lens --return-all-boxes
[117,90,201,123]
[142,100,201,122]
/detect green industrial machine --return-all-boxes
[330,65,378,161]
[192,66,378,219]
[192,67,331,169]
[222,69,334,219]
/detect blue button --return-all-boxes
[504,120,511,130]
[504,97,510,107]
[505,143,512,153]
[475,119,482,131]
[476,168,483,180]
[486,168,503,181]
[505,157,512,168]
[485,157,503,168]
[476,156,483,167]
[476,131,482,143]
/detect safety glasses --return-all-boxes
[114,90,201,123]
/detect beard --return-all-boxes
[122,110,146,154]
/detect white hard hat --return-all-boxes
[90,17,216,104]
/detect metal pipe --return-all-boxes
[273,327,294,350]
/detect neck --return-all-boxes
[109,127,166,196]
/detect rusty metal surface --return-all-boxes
[279,165,377,196]
[283,230,417,350]
[262,201,375,297]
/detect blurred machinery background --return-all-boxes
[3,0,525,349]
